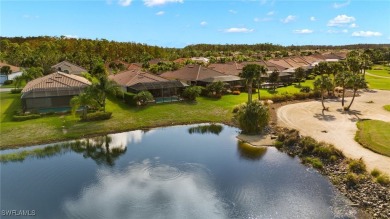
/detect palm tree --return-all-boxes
[255,65,268,100]
[345,74,366,111]
[0,66,12,81]
[314,75,333,111]
[360,53,372,79]
[70,92,98,119]
[240,64,261,103]
[329,62,344,96]
[294,67,305,87]
[335,71,352,107]
[269,70,280,92]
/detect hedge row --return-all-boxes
[12,114,41,121]
[10,88,22,94]
[266,91,321,103]
[81,111,112,121]
[123,92,137,106]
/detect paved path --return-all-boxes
[0,88,12,93]
[277,90,390,175]
[366,72,390,79]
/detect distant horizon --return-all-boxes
[2,35,390,49]
[2,0,389,48]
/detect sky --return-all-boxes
[1,0,389,48]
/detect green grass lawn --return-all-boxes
[356,120,390,157]
[367,65,390,77]
[384,105,390,112]
[365,75,390,90]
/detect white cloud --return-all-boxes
[200,21,207,26]
[64,35,79,39]
[224,28,254,33]
[281,15,296,23]
[352,31,382,37]
[144,0,183,7]
[254,17,272,22]
[156,11,165,15]
[118,0,132,6]
[342,29,348,33]
[333,0,351,9]
[327,14,355,27]
[63,160,227,219]
[267,11,274,16]
[229,10,237,14]
[349,23,358,28]
[293,29,313,34]
[310,16,316,21]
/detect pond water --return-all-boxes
[1,124,359,219]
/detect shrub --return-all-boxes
[307,74,315,80]
[329,155,338,163]
[123,92,137,106]
[300,86,311,93]
[301,136,318,154]
[348,158,366,174]
[10,88,22,94]
[12,114,41,121]
[274,140,283,149]
[371,168,381,177]
[232,103,245,113]
[81,111,112,121]
[303,157,323,169]
[205,81,224,97]
[3,80,13,85]
[346,172,359,187]
[236,101,269,134]
[376,175,390,186]
[182,86,202,101]
[232,90,240,95]
[133,91,154,106]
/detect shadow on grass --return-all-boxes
[1,93,22,123]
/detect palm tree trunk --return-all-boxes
[346,89,357,111]
[248,79,253,103]
[321,91,326,110]
[341,85,346,107]
[257,80,260,100]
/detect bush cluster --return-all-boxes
[10,88,22,94]
[234,101,269,134]
[122,92,137,106]
[3,80,13,85]
[348,159,366,174]
[81,111,112,121]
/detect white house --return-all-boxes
[0,62,23,84]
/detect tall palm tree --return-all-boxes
[314,75,333,111]
[345,74,366,111]
[256,65,268,100]
[329,62,344,96]
[70,92,98,119]
[240,64,261,103]
[335,71,352,107]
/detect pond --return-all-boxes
[1,124,360,218]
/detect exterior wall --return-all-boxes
[0,75,7,84]
[23,95,75,112]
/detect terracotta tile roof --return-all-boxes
[51,61,88,75]
[21,72,91,98]
[161,65,226,81]
[0,62,21,73]
[322,53,343,60]
[128,63,143,70]
[283,58,303,68]
[208,62,241,76]
[267,59,293,69]
[290,56,310,66]
[173,58,189,63]
[109,69,168,87]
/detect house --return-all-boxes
[0,62,23,84]
[208,62,242,76]
[191,57,210,64]
[161,65,226,85]
[51,61,88,75]
[109,69,187,102]
[21,72,91,112]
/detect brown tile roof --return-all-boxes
[0,62,21,73]
[161,65,226,81]
[290,56,310,66]
[267,59,293,69]
[109,69,168,87]
[283,58,303,68]
[51,61,88,75]
[149,58,165,65]
[173,58,189,64]
[208,62,241,76]
[128,63,143,70]
[22,72,91,98]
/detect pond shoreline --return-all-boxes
[266,126,390,219]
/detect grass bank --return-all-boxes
[355,120,390,157]
[366,66,390,90]
[384,105,390,112]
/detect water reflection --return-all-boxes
[63,159,227,219]
[237,141,267,161]
[188,124,224,135]
[0,135,127,166]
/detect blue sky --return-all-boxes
[1,0,389,48]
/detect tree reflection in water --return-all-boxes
[188,124,224,135]
[237,141,267,161]
[0,135,127,166]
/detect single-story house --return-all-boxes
[51,61,88,75]
[0,62,23,84]
[160,65,227,85]
[109,69,188,102]
[21,72,91,112]
[197,75,244,89]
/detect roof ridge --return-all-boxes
[57,72,91,86]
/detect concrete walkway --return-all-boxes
[0,88,12,93]
[277,90,390,175]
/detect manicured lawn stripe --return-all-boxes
[356,120,390,157]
